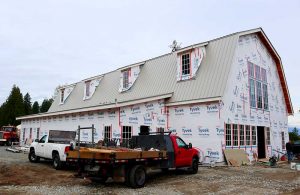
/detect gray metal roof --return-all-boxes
[18,27,292,118]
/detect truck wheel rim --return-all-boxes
[135,169,145,186]
[31,153,36,160]
[54,158,58,167]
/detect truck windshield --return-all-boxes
[48,130,76,144]
[3,127,15,132]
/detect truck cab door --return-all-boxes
[174,137,193,167]
[35,135,47,157]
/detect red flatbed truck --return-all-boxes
[66,132,200,188]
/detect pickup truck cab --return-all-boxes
[29,130,76,169]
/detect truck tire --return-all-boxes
[129,165,146,188]
[6,140,12,146]
[28,149,40,163]
[189,157,199,174]
[53,154,62,170]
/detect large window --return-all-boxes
[225,124,232,146]
[233,124,238,146]
[239,125,245,146]
[122,70,129,89]
[226,124,256,147]
[248,62,268,110]
[181,53,190,75]
[104,126,111,141]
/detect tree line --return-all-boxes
[0,85,53,127]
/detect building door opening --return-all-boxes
[257,126,266,158]
[140,125,150,135]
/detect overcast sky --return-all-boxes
[0,0,299,122]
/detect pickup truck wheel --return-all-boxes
[28,150,40,163]
[53,154,62,170]
[129,165,146,188]
[189,157,199,174]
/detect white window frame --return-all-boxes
[181,53,190,76]
[245,125,251,146]
[60,89,65,104]
[85,80,91,98]
[233,124,238,146]
[251,126,257,145]
[239,125,245,146]
[266,127,270,145]
[122,126,132,141]
[225,124,232,146]
[104,126,111,141]
[122,69,130,89]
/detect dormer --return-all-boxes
[119,62,144,92]
[82,75,103,100]
[176,43,207,81]
[58,84,75,105]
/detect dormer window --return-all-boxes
[58,84,75,105]
[122,69,130,89]
[176,45,206,81]
[118,63,142,92]
[85,80,91,97]
[182,53,190,75]
[60,89,65,103]
[82,76,102,100]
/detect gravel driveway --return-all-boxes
[0,146,299,195]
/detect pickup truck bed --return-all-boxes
[67,147,167,160]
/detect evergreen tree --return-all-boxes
[40,98,53,113]
[289,127,300,142]
[23,93,32,115]
[32,101,40,114]
[2,85,24,126]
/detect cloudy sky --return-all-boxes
[0,0,299,123]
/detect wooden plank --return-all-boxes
[223,149,249,166]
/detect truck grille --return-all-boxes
[0,132,3,139]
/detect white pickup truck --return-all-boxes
[28,130,76,169]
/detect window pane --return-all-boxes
[261,68,267,82]
[281,132,285,149]
[250,79,256,108]
[256,81,262,109]
[239,125,244,146]
[255,65,261,80]
[123,70,129,89]
[233,124,238,146]
[263,84,268,110]
[266,127,270,145]
[246,125,251,145]
[251,126,256,145]
[248,62,254,78]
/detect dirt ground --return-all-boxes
[0,146,299,195]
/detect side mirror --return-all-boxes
[188,143,192,149]
[35,139,39,142]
